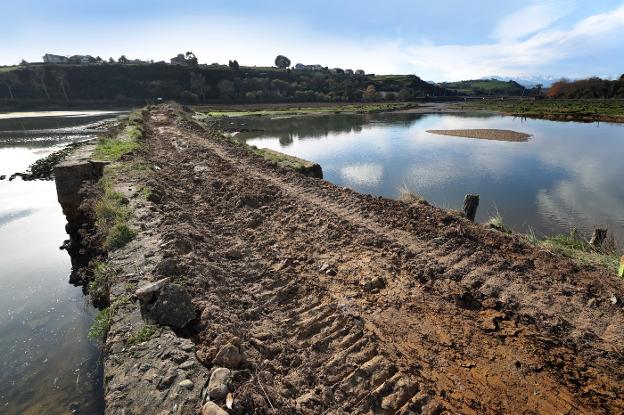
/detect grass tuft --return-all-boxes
[88,308,111,342]
[89,261,113,307]
[127,324,157,346]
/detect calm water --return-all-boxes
[236,112,624,243]
[0,111,121,415]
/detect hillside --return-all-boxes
[437,78,528,96]
[0,63,440,108]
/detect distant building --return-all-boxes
[43,53,69,64]
[294,63,324,71]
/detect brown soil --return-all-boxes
[129,105,624,414]
[426,129,531,142]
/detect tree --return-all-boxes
[108,57,116,63]
[275,55,291,69]
[118,55,128,64]
[95,56,103,63]
[362,85,378,101]
[19,59,28,66]
[535,83,543,96]
[228,60,240,71]
[185,51,198,68]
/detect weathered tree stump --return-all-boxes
[589,228,607,247]
[463,194,479,222]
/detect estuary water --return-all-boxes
[235,112,624,243]
[0,111,122,415]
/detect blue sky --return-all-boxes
[3,0,624,81]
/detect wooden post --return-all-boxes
[463,194,479,222]
[589,228,607,247]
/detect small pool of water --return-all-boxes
[235,112,624,243]
[0,111,123,414]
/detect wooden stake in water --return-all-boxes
[463,194,479,222]
[589,228,607,247]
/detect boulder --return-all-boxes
[207,368,232,400]
[150,284,195,328]
[213,343,242,369]
[202,402,229,415]
[135,277,171,302]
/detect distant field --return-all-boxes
[457,99,624,121]
[0,66,18,73]
[193,102,418,117]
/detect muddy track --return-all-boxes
[138,106,624,414]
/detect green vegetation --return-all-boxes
[459,99,624,120]
[89,261,113,306]
[437,79,528,96]
[127,324,157,346]
[88,307,111,341]
[195,102,417,117]
[0,62,439,106]
[487,212,511,234]
[525,229,620,273]
[95,175,136,250]
[141,185,153,200]
[94,136,140,161]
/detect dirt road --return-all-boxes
[131,105,624,414]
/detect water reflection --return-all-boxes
[238,112,624,243]
[0,111,119,414]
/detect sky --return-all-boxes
[2,0,624,81]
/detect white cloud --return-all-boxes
[492,2,573,41]
[405,2,624,80]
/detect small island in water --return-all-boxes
[426,128,532,142]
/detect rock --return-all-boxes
[157,369,177,390]
[207,368,232,400]
[135,278,171,302]
[151,284,195,328]
[363,276,386,292]
[180,360,196,370]
[156,258,178,276]
[213,343,242,369]
[202,402,229,415]
[179,379,194,390]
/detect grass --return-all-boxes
[525,229,620,273]
[89,261,113,306]
[141,185,153,200]
[88,307,111,341]
[487,210,511,234]
[398,185,426,204]
[95,175,136,250]
[458,99,624,120]
[193,102,418,118]
[93,135,140,161]
[127,324,157,346]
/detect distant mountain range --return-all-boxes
[480,75,560,88]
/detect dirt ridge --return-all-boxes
[102,104,624,414]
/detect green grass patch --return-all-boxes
[89,261,113,307]
[194,102,417,118]
[141,185,153,200]
[458,99,624,119]
[94,136,140,161]
[88,307,111,342]
[526,231,620,273]
[95,174,136,250]
[127,324,157,346]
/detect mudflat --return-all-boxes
[427,128,531,141]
